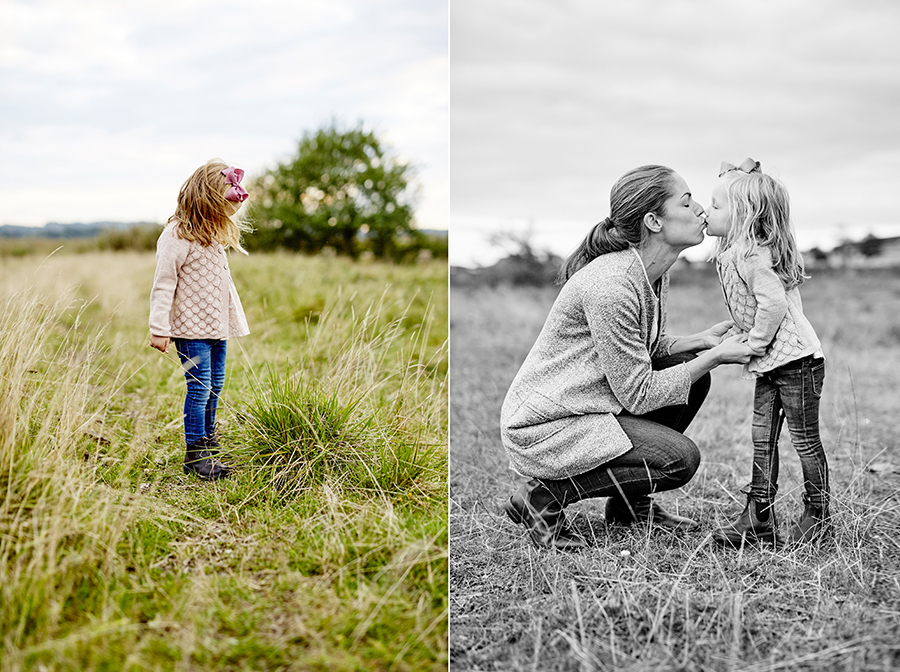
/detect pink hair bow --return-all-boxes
[718,157,761,177]
[221,166,249,202]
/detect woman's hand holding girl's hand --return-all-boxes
[747,342,767,357]
[713,333,756,364]
[701,320,735,349]
[150,335,171,353]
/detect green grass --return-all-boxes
[449,266,900,671]
[0,250,447,671]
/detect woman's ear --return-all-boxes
[643,212,662,233]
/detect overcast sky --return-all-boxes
[450,0,900,266]
[0,0,447,230]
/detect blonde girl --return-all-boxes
[705,158,829,545]
[149,160,252,480]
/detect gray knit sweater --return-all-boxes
[715,245,822,376]
[500,249,692,480]
[149,223,250,340]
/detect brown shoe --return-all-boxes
[605,496,700,532]
[713,495,779,547]
[789,498,830,544]
[504,480,587,550]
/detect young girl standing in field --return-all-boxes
[149,161,252,481]
[705,158,830,546]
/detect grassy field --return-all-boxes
[449,266,900,671]
[0,249,448,671]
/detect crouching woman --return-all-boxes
[501,165,754,549]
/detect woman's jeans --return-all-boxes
[750,355,829,508]
[541,353,709,508]
[174,338,227,447]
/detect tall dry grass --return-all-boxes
[449,268,900,672]
[0,289,175,663]
[0,250,447,671]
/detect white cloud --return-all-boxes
[449,0,900,265]
[0,0,447,229]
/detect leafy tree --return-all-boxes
[248,122,417,257]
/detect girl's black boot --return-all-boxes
[713,495,779,548]
[789,497,830,543]
[201,434,221,456]
[184,441,230,480]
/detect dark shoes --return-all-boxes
[184,439,230,481]
[789,498,830,544]
[713,495,779,548]
[504,480,587,550]
[605,496,700,532]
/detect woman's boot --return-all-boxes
[504,479,587,550]
[789,497,830,543]
[605,495,700,531]
[713,495,779,547]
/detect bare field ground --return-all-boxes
[449,266,900,671]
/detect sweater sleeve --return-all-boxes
[654,335,677,357]
[149,227,189,337]
[740,247,788,351]
[581,276,691,415]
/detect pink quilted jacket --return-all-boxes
[149,223,250,340]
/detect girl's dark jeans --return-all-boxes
[174,338,227,447]
[540,352,709,508]
[750,355,829,508]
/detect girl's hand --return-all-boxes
[713,333,756,364]
[701,320,735,349]
[149,335,171,353]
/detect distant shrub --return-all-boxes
[450,253,561,288]
[95,224,163,252]
[366,230,448,264]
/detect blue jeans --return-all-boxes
[173,339,227,447]
[751,355,829,508]
[541,353,708,508]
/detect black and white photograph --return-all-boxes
[449,1,900,670]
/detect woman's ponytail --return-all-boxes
[558,165,675,283]
[557,217,630,283]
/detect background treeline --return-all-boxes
[449,230,900,289]
[0,122,448,263]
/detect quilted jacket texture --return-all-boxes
[149,223,250,340]
[715,245,821,376]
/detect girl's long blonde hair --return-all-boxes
[168,160,251,254]
[713,170,808,289]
